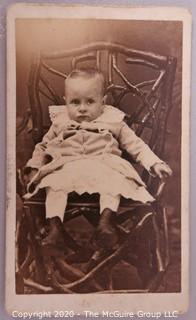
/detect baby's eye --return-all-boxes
[70,99,80,105]
[87,98,95,105]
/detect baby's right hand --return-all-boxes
[63,121,79,139]
[66,120,79,130]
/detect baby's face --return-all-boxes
[65,75,104,123]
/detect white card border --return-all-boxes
[6,3,191,316]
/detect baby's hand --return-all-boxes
[62,121,79,139]
[66,120,80,130]
[151,162,172,180]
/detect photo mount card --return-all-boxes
[6,3,191,317]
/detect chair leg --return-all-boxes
[136,237,154,287]
[151,214,165,273]
[145,214,166,292]
[24,206,48,285]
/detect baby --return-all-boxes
[25,68,172,249]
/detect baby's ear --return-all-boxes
[102,94,107,105]
[63,96,67,104]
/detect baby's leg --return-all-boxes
[45,188,68,221]
[100,194,120,213]
[97,194,121,250]
[40,188,68,247]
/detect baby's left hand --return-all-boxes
[151,162,173,179]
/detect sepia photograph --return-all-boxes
[6,4,190,315]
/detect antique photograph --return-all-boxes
[6,4,190,315]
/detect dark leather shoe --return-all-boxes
[96,208,119,250]
[41,217,65,247]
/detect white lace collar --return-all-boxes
[49,105,125,124]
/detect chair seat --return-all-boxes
[24,190,153,211]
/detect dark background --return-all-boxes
[16,18,182,291]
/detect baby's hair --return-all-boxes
[65,68,105,95]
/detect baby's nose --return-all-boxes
[79,104,87,112]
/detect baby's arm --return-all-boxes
[150,162,172,179]
[25,124,57,174]
[118,123,172,178]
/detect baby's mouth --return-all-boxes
[77,115,89,122]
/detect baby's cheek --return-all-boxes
[68,111,77,121]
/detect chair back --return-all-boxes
[28,41,176,163]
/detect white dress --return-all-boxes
[25,105,161,218]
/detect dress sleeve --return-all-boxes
[25,124,57,170]
[118,122,163,171]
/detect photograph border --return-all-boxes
[6,3,191,316]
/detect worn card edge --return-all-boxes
[5,4,191,316]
